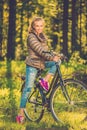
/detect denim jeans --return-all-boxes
[45,61,56,74]
[20,61,56,108]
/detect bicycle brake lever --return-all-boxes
[59,53,68,62]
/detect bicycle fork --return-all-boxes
[57,65,71,104]
[60,80,71,104]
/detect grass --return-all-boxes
[0,110,87,130]
[0,60,87,130]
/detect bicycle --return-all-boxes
[20,53,87,123]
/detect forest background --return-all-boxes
[0,0,87,130]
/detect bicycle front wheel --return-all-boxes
[50,79,87,123]
[24,87,44,122]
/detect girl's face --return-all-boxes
[33,20,44,34]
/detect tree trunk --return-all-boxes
[7,0,16,60]
[85,1,87,59]
[79,0,83,57]
[0,0,3,60]
[62,0,69,56]
[71,0,78,53]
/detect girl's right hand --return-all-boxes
[53,56,61,62]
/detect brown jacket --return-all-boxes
[25,32,54,69]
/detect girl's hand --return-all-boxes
[53,56,61,62]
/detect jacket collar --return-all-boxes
[30,31,47,42]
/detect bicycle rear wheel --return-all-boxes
[24,87,44,122]
[50,79,87,123]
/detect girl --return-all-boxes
[16,17,60,123]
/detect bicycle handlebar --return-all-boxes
[42,51,68,64]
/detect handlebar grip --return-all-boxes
[42,51,51,54]
[42,51,55,56]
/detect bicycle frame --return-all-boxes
[49,62,71,103]
[24,60,71,106]
[21,60,71,106]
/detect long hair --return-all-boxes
[28,17,45,33]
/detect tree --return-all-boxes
[0,0,87,60]
[0,0,3,60]
[71,0,79,53]
[85,1,87,59]
[62,0,69,56]
[79,0,82,56]
[7,0,16,60]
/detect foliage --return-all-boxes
[69,51,86,68]
[0,0,87,60]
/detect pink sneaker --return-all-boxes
[16,115,25,124]
[39,79,49,91]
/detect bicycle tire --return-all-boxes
[50,79,87,123]
[23,86,44,122]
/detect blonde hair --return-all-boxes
[28,17,45,33]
